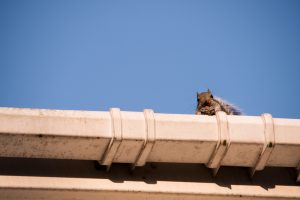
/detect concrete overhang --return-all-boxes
[0,107,299,199]
[0,107,299,175]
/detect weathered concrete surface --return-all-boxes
[0,107,299,170]
[0,107,299,199]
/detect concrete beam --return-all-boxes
[0,107,300,177]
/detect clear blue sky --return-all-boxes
[1,0,300,118]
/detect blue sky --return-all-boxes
[0,0,300,118]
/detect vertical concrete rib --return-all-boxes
[100,108,122,170]
[132,109,156,169]
[206,111,231,176]
[250,113,275,176]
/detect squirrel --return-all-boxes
[195,89,242,116]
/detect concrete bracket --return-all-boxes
[250,113,275,177]
[99,108,122,171]
[206,111,231,176]
[131,109,156,170]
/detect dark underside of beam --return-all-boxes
[0,157,298,189]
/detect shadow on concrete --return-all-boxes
[0,157,298,189]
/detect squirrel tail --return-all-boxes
[214,97,243,115]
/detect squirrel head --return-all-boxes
[196,89,215,115]
[197,89,214,107]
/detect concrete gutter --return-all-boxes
[0,107,299,179]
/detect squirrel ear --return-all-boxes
[197,92,200,97]
[207,89,212,94]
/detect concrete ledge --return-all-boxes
[0,107,300,178]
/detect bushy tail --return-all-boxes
[214,97,243,115]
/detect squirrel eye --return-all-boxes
[210,95,213,98]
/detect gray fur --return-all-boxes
[214,97,242,115]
